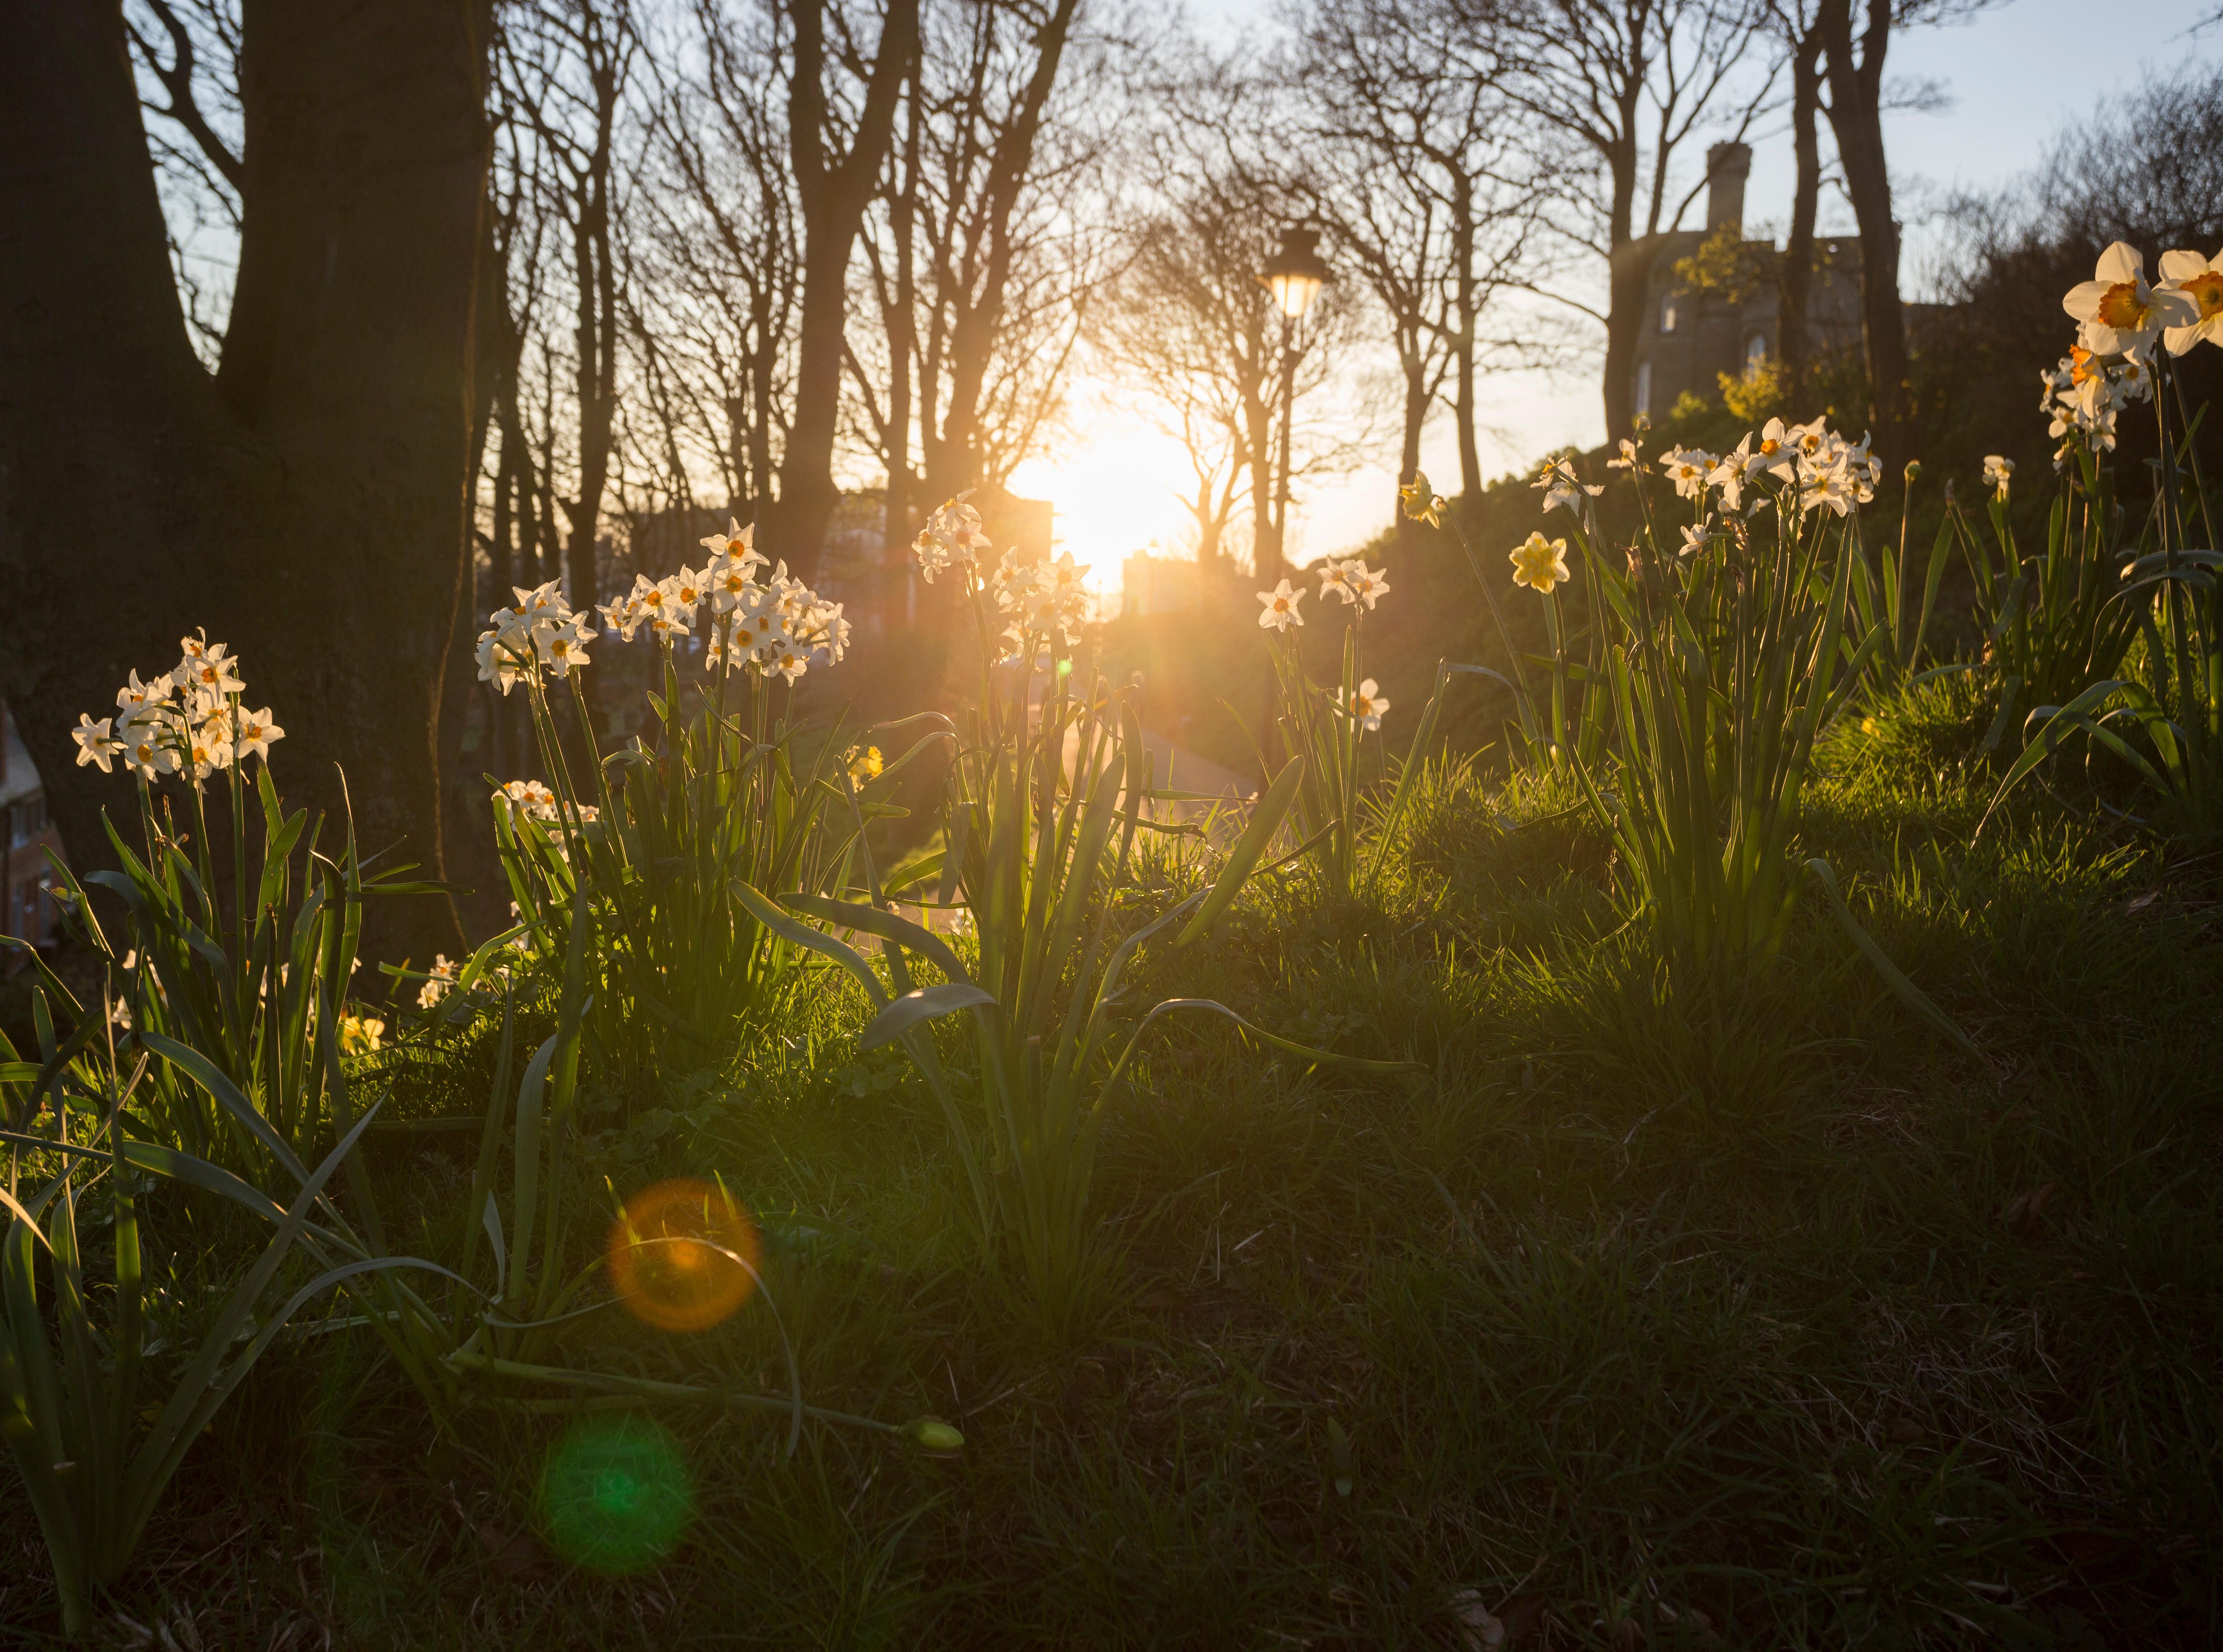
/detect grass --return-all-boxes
[5,698,2220,1648]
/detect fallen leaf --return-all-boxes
[1887,1416,1926,1444]
[1445,1587,1505,1650]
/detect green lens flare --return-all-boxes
[538,1415,694,1574]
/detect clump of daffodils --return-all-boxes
[1557,416,1879,536]
[476,580,596,694]
[911,494,994,584]
[988,548,1090,660]
[478,520,851,694]
[908,495,1091,662]
[492,778,597,828]
[416,954,457,1011]
[71,633,284,784]
[1319,557,1390,610]
[2048,240,2222,466]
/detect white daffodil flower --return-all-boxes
[1336,678,1389,732]
[1534,457,1602,518]
[72,713,119,772]
[1256,580,1304,631]
[116,668,170,716]
[2158,247,2223,354]
[1982,455,2015,499]
[2064,242,2197,356]
[538,614,595,677]
[1342,561,1390,610]
[1657,447,1718,501]
[913,494,992,583]
[698,516,766,575]
[236,707,284,763]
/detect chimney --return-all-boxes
[1704,142,1751,237]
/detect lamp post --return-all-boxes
[1257,226,1329,587]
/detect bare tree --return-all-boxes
[1469,0,1777,443]
[1814,0,1996,471]
[630,0,802,533]
[1289,0,1560,523]
[775,0,920,576]
[853,0,1123,600]
[1096,153,1368,584]
[504,0,638,716]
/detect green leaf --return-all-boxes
[858,983,1000,1052]
[1175,756,1305,947]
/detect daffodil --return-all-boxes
[1509,532,1571,594]
[2159,247,2223,353]
[698,516,765,572]
[1321,557,1389,609]
[1533,457,1601,518]
[72,714,118,773]
[1399,471,1447,527]
[417,954,457,1011]
[1982,455,2014,498]
[913,494,992,583]
[538,614,595,677]
[1334,678,1389,732]
[2063,242,2197,356]
[116,669,170,716]
[1657,447,1718,500]
[236,707,284,763]
[1256,580,1304,631]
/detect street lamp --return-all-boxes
[1259,226,1330,320]
[1256,226,1331,592]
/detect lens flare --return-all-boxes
[538,1414,693,1573]
[606,1177,761,1332]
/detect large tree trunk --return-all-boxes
[1600,132,1643,443]
[1821,0,1911,471]
[1779,26,1824,399]
[775,0,918,579]
[0,0,491,958]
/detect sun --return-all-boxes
[1006,418,1206,595]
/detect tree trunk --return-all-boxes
[775,0,919,579]
[1821,0,1911,470]
[1780,26,1823,398]
[0,0,491,959]
[1600,133,1644,442]
[1450,173,1482,505]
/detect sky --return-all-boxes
[1013,0,2223,591]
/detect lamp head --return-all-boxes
[1260,225,1330,319]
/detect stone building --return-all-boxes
[1619,142,1867,421]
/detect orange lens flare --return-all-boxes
[606,1178,760,1332]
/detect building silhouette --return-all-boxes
[1619,142,1867,421]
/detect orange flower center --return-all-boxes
[2095,281,2149,331]
[1759,438,1779,455]
[2185,271,2223,321]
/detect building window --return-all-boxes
[11,793,42,847]
[1744,333,1769,373]
[1659,295,1678,334]
[1635,360,1652,418]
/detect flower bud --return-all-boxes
[1903,460,1921,482]
[907,1417,965,1454]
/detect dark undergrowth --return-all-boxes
[5,696,2219,1650]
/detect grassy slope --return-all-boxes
[5,688,2219,1649]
